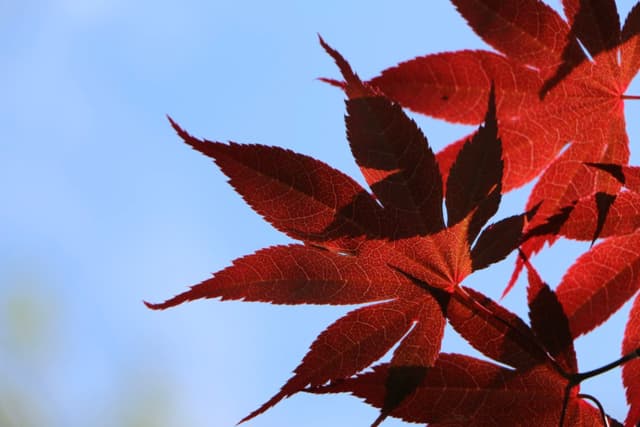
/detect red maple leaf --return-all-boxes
[518,163,640,244]
[308,260,624,426]
[310,354,615,427]
[513,173,640,427]
[145,40,531,424]
[622,294,640,427]
[521,162,640,343]
[362,0,640,293]
[144,2,640,423]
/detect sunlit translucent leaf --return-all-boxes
[557,230,640,337]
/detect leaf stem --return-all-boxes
[558,385,571,427]
[573,347,640,383]
[577,394,608,427]
[622,94,640,100]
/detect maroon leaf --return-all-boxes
[446,85,502,241]
[446,286,549,369]
[621,2,640,84]
[523,256,577,374]
[365,215,477,294]
[592,192,618,244]
[322,37,445,237]
[373,294,446,426]
[451,0,583,72]
[310,353,574,426]
[147,21,634,423]
[345,96,444,237]
[471,212,526,271]
[563,0,620,58]
[145,244,419,309]
[241,294,442,423]
[168,118,385,253]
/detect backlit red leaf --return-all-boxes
[589,162,640,193]
[146,8,640,420]
[510,126,627,293]
[446,287,549,369]
[539,0,620,94]
[622,293,640,427]
[559,191,640,240]
[145,244,418,309]
[374,217,474,291]
[313,353,622,426]
[373,294,447,426]
[557,229,640,337]
[451,0,583,71]
[168,118,385,253]
[150,42,528,424]
[311,353,571,426]
[369,0,637,295]
[370,50,541,125]
[241,295,443,423]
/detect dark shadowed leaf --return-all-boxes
[522,256,577,374]
[446,287,549,369]
[445,86,502,241]
[471,213,525,271]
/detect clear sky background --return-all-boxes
[2,1,640,426]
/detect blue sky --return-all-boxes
[2,1,640,426]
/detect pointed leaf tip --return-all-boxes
[237,390,289,425]
[318,35,354,77]
[143,286,204,310]
[585,162,626,184]
[483,82,498,136]
[445,83,503,239]
[166,115,184,137]
[317,77,346,90]
[167,116,207,151]
[143,298,178,311]
[488,82,497,112]
[143,300,158,310]
[318,35,369,97]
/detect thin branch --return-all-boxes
[558,384,572,427]
[574,347,640,383]
[577,394,608,427]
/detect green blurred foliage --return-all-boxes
[0,264,180,427]
[0,388,43,427]
[1,272,58,361]
[115,378,175,427]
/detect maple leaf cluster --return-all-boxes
[147,1,640,426]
